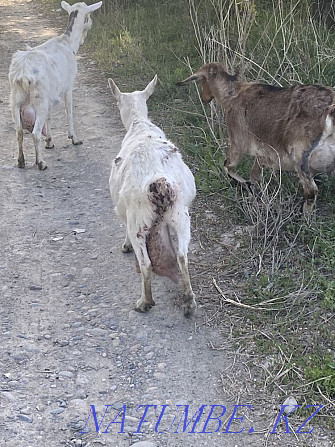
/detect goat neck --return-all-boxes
[120,96,150,131]
[211,76,241,109]
[63,11,90,55]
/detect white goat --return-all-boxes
[108,76,197,317]
[8,1,102,170]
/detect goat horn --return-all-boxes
[176,72,204,86]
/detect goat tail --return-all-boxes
[16,77,33,93]
[320,104,335,143]
[9,74,47,136]
[328,104,335,121]
[146,177,179,283]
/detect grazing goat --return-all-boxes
[177,63,335,212]
[108,76,197,317]
[8,1,102,170]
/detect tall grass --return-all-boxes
[186,0,335,420]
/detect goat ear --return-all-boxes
[144,75,158,99]
[61,1,72,13]
[176,72,204,86]
[86,1,102,13]
[108,78,121,101]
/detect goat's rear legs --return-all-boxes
[64,89,82,146]
[32,111,48,170]
[133,240,155,313]
[224,148,249,184]
[45,116,55,149]
[127,215,155,312]
[121,230,133,253]
[172,210,197,318]
[12,107,25,168]
[295,168,318,214]
[17,128,24,168]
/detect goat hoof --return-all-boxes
[121,244,133,253]
[303,202,315,215]
[242,181,255,194]
[70,137,83,146]
[183,295,197,319]
[135,300,155,313]
[18,159,25,168]
[45,143,55,149]
[38,161,48,170]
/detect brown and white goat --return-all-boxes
[178,63,335,212]
[108,76,197,317]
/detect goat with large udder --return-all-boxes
[178,63,335,212]
[108,76,197,317]
[8,1,102,170]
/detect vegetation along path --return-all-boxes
[0,1,333,446]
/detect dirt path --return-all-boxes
[0,2,333,447]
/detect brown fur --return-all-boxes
[178,63,335,212]
[65,10,78,36]
[146,177,178,282]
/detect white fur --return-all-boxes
[8,1,102,170]
[108,76,197,317]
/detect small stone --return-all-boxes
[88,327,106,336]
[82,267,94,276]
[56,399,67,408]
[17,414,33,423]
[58,370,74,379]
[72,420,86,431]
[109,332,118,339]
[130,442,155,447]
[136,331,148,343]
[73,228,86,234]
[113,338,120,347]
[50,407,65,415]
[75,389,87,400]
[12,354,26,361]
[29,285,42,291]
[125,416,139,424]
[282,396,298,414]
[57,339,69,347]
[111,402,124,411]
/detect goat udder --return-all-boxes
[147,223,179,283]
[20,104,47,136]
